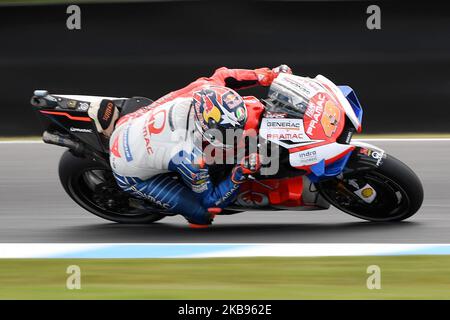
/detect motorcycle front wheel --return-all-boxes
[316,154,424,222]
[59,150,166,224]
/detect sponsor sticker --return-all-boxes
[289,150,319,166]
[304,93,326,138]
[101,101,115,122]
[70,127,92,133]
[235,190,269,207]
[264,111,287,119]
[259,118,308,142]
[130,186,171,209]
[77,102,90,111]
[192,182,208,193]
[321,100,341,137]
[283,77,312,98]
[67,100,77,109]
[359,147,385,166]
[354,184,377,203]
[123,125,133,162]
[143,108,167,155]
[304,91,342,139]
[192,169,209,181]
[110,135,121,158]
[215,183,240,205]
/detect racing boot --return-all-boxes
[188,208,222,229]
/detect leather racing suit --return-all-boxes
[109,67,285,225]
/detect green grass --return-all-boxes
[1,256,450,299]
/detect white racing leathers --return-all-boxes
[109,98,243,224]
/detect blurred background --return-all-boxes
[1,0,450,136]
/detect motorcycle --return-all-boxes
[30,73,423,224]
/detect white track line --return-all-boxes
[0,243,449,258]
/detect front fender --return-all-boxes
[306,141,386,182]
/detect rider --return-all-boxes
[107,65,292,227]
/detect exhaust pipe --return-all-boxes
[42,131,85,154]
[42,131,109,166]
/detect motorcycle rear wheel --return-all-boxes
[316,154,423,222]
[59,150,166,224]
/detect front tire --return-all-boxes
[59,150,166,224]
[316,154,423,222]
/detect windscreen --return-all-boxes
[265,74,324,118]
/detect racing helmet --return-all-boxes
[192,86,247,149]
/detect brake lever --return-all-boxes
[247,175,275,190]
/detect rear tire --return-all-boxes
[317,154,423,222]
[59,150,166,224]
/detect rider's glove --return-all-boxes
[256,65,292,86]
[241,153,262,175]
[272,64,292,75]
[231,153,262,184]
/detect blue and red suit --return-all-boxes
[109,67,285,225]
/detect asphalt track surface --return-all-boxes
[0,140,449,243]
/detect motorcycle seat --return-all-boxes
[120,96,154,117]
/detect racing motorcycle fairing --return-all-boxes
[261,74,365,182]
[306,142,386,182]
[30,65,424,224]
[31,91,127,153]
[260,73,383,185]
[231,175,329,210]
[337,85,363,129]
[305,145,355,183]
[234,176,303,208]
[302,85,365,182]
[315,75,362,133]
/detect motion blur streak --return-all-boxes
[0,141,447,243]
